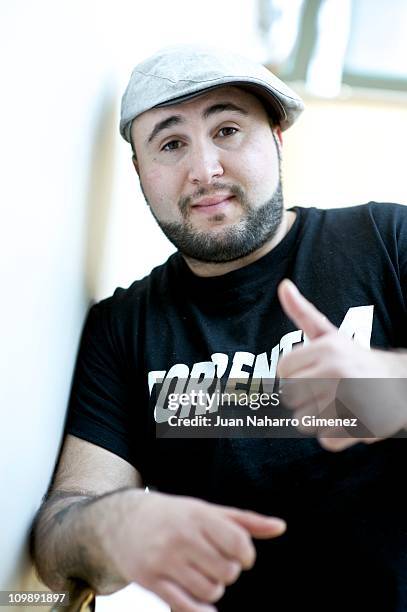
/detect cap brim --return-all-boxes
[154,81,287,127]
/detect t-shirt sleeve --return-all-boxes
[369,202,407,311]
[395,205,407,309]
[65,300,139,468]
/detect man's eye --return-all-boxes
[162,140,182,152]
[218,127,238,137]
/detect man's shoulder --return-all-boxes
[298,201,407,231]
[93,252,178,316]
[299,201,406,216]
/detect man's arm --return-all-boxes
[32,434,286,612]
[32,434,142,593]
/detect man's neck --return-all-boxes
[183,209,297,278]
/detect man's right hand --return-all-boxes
[33,437,286,612]
[101,490,286,612]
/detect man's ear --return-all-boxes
[274,126,283,147]
[132,155,139,175]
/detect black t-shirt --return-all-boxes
[67,203,407,611]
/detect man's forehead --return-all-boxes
[135,86,261,125]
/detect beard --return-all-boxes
[142,179,285,264]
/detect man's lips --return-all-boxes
[191,195,235,213]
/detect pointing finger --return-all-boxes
[278,279,336,340]
[223,508,287,539]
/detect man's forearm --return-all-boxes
[32,487,143,594]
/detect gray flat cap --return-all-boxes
[120,44,304,143]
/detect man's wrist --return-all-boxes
[88,488,150,594]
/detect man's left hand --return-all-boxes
[276,279,407,451]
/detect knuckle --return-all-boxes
[222,560,241,585]
[170,602,188,612]
[228,530,244,554]
[244,542,256,568]
[176,604,191,612]
[206,582,225,603]
[234,531,253,562]
[160,589,189,612]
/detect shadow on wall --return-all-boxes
[12,95,119,607]
[84,96,118,300]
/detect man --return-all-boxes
[33,45,407,611]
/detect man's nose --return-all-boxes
[186,141,224,185]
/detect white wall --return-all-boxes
[0,0,121,599]
[1,2,406,611]
[0,0,265,609]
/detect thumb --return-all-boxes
[277,279,336,340]
[224,508,287,539]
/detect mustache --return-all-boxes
[178,182,246,217]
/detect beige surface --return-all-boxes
[282,88,407,208]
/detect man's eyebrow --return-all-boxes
[146,115,185,145]
[202,102,249,119]
[146,103,248,146]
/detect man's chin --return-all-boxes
[188,213,244,232]
[183,248,258,265]
[176,230,269,263]
[154,182,285,263]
